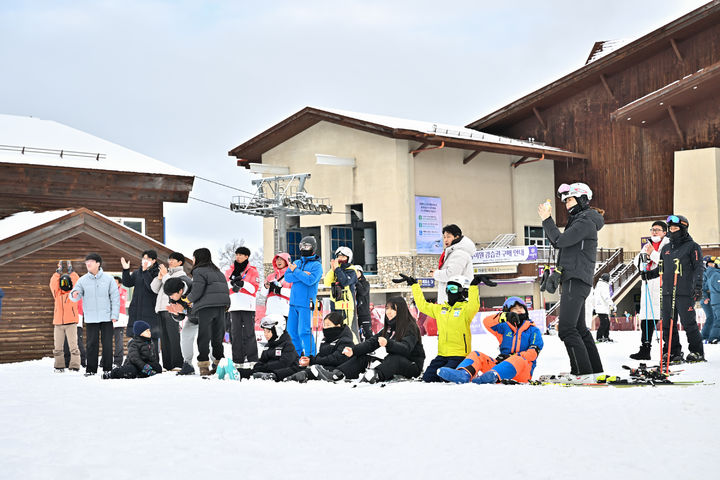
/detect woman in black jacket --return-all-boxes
[313,297,425,383]
[187,248,231,375]
[104,321,162,379]
[539,182,604,382]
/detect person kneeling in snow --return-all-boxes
[438,297,543,384]
[312,297,425,384]
[284,311,355,382]
[103,321,162,379]
[232,314,299,381]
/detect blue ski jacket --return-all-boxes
[284,255,323,309]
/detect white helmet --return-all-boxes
[557,182,593,202]
[447,275,470,288]
[334,246,353,263]
[260,314,286,338]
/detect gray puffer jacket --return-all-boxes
[186,265,230,315]
[542,207,604,286]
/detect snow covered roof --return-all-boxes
[585,39,632,65]
[0,114,192,177]
[0,210,73,241]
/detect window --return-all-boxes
[111,217,146,235]
[331,226,353,252]
[286,231,302,258]
[524,226,549,246]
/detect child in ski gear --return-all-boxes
[437,297,543,384]
[630,221,669,360]
[659,215,705,364]
[313,296,425,384]
[703,258,720,344]
[225,246,260,364]
[430,225,475,304]
[150,252,186,371]
[354,266,373,341]
[237,314,299,381]
[263,252,292,319]
[112,277,129,367]
[404,273,481,382]
[284,236,323,356]
[700,256,718,342]
[103,321,162,379]
[164,276,197,375]
[186,248,230,376]
[284,312,355,382]
[50,261,81,372]
[324,246,360,341]
[593,273,615,342]
[538,183,604,380]
[70,253,120,375]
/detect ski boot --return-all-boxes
[629,343,652,360]
[359,369,379,384]
[102,371,112,379]
[310,365,344,382]
[54,368,65,373]
[284,370,309,383]
[685,352,706,363]
[437,367,471,384]
[471,370,500,384]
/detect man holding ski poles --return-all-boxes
[659,215,705,368]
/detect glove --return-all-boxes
[142,364,156,377]
[391,273,417,285]
[231,277,244,292]
[471,274,497,286]
[495,353,510,363]
[56,261,63,274]
[268,282,281,294]
[540,267,562,294]
[66,261,73,273]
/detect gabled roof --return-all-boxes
[0,114,193,178]
[0,208,190,266]
[467,1,720,130]
[228,106,586,165]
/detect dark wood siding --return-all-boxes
[484,22,720,226]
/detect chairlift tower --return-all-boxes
[230,173,332,253]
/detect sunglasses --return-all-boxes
[446,284,461,294]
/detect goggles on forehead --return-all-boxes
[298,242,314,251]
[666,215,680,224]
[446,284,461,294]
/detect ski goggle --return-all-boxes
[503,296,526,310]
[556,183,571,199]
[666,215,680,224]
[446,284,461,294]
[298,242,314,251]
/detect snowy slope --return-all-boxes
[1,331,717,480]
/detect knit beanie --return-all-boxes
[133,320,151,336]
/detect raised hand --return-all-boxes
[120,257,130,270]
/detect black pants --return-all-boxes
[660,295,704,356]
[239,363,300,381]
[196,307,226,362]
[159,311,184,369]
[231,310,258,363]
[358,315,373,341]
[638,318,658,345]
[110,361,162,379]
[64,326,86,367]
[113,328,125,366]
[558,279,603,375]
[85,322,114,373]
[337,354,422,381]
[596,314,611,340]
[422,355,465,382]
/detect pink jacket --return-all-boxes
[264,253,292,316]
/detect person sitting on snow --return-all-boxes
[437,297,543,384]
[103,321,162,379]
[284,311,355,382]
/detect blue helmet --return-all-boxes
[503,296,528,315]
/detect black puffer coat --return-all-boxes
[124,336,161,372]
[660,231,704,297]
[542,207,604,286]
[353,327,425,366]
[312,325,355,367]
[186,266,230,314]
[253,331,299,373]
[122,264,160,333]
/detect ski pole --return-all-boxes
[666,259,680,373]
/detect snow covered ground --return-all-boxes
[1,330,718,480]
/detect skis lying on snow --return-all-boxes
[350,377,419,388]
[528,367,707,387]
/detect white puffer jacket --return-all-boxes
[433,236,475,304]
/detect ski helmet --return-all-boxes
[557,182,593,202]
[260,314,286,338]
[600,273,610,282]
[502,296,528,315]
[298,236,317,256]
[666,215,689,230]
[334,246,353,263]
[59,274,74,292]
[446,275,470,295]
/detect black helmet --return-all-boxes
[666,215,689,230]
[59,274,73,292]
[298,236,317,256]
[600,273,610,282]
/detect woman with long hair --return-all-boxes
[312,296,425,383]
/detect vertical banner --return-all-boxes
[415,196,443,254]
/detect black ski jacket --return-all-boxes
[355,274,371,321]
[253,332,299,373]
[187,266,230,314]
[659,232,703,297]
[542,207,604,286]
[124,336,160,371]
[353,328,425,366]
[312,325,355,367]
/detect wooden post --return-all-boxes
[667,106,684,144]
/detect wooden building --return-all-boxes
[0,114,194,363]
[465,1,720,247]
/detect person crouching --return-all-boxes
[235,314,299,381]
[103,321,162,379]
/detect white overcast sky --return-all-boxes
[0,0,709,260]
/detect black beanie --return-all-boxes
[133,321,151,336]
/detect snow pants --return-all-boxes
[112,327,125,366]
[660,294,704,356]
[700,300,714,340]
[85,321,114,374]
[337,353,422,381]
[558,279,603,375]
[422,355,465,383]
[457,351,534,383]
[230,310,258,363]
[709,304,720,342]
[159,311,183,369]
[54,324,80,370]
[596,314,611,340]
[287,305,315,356]
[180,320,199,364]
